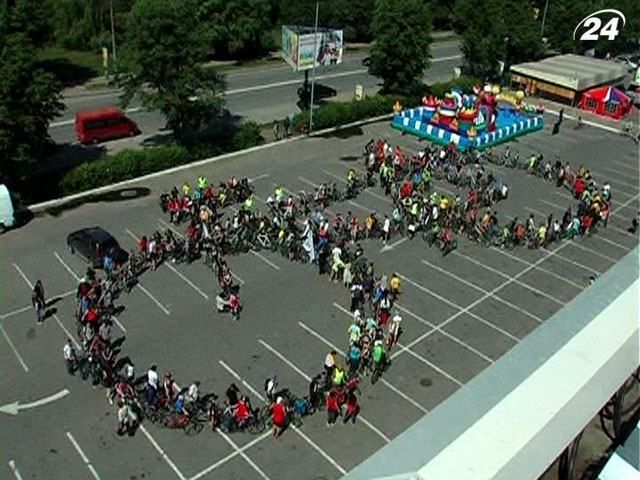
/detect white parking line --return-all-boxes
[140,425,187,480]
[8,460,25,480]
[218,360,347,475]
[590,168,639,190]
[397,273,520,342]
[215,429,272,480]
[53,313,81,349]
[0,289,75,319]
[250,250,281,270]
[331,303,464,387]
[298,321,430,413]
[380,237,409,253]
[136,283,171,315]
[189,432,272,480]
[452,251,565,306]
[421,259,544,324]
[394,242,573,361]
[164,262,210,299]
[0,323,29,372]
[489,246,584,290]
[258,338,392,443]
[392,305,494,363]
[66,432,102,480]
[12,263,33,289]
[53,252,127,332]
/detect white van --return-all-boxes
[0,184,15,229]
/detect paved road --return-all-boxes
[48,41,461,145]
[1,114,638,480]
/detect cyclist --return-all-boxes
[186,381,200,404]
[117,400,138,436]
[372,340,386,372]
[63,338,76,375]
[233,396,252,429]
[388,314,402,349]
[225,383,240,407]
[270,396,287,438]
[32,280,46,325]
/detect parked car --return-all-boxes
[67,227,128,268]
[75,107,140,145]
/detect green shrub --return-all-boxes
[61,145,191,194]
[428,76,482,98]
[231,121,263,150]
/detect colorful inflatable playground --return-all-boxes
[391,85,545,151]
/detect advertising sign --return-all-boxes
[282,26,343,71]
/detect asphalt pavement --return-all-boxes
[48,41,462,146]
[1,115,638,480]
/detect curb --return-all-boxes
[28,114,393,213]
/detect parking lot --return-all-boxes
[1,113,638,480]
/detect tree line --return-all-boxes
[1,0,638,191]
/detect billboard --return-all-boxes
[282,26,343,72]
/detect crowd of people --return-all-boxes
[46,134,633,442]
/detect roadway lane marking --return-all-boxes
[249,173,270,183]
[250,250,281,270]
[218,360,347,475]
[397,273,521,342]
[189,432,272,480]
[452,251,565,306]
[421,259,544,324]
[215,429,272,480]
[380,237,408,253]
[0,323,29,372]
[0,389,70,415]
[66,432,102,480]
[0,288,76,319]
[8,460,25,480]
[53,251,128,332]
[140,425,187,480]
[488,246,584,290]
[331,303,464,387]
[12,263,33,289]
[392,305,495,363]
[297,321,429,413]
[394,242,574,362]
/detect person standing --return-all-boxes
[326,390,341,426]
[343,392,360,425]
[32,280,45,325]
[63,339,76,375]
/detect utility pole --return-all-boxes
[540,0,550,37]
[308,1,319,132]
[109,0,117,64]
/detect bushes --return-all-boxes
[231,121,262,150]
[427,76,481,98]
[61,145,191,194]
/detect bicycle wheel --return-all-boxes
[184,419,204,436]
[248,416,266,434]
[371,367,381,385]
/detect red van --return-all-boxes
[75,107,140,145]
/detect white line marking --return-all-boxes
[259,339,312,381]
[421,259,544,324]
[164,262,210,299]
[297,321,429,413]
[393,305,494,363]
[394,242,574,361]
[66,432,102,480]
[8,460,24,480]
[589,168,639,190]
[215,429,272,480]
[380,237,408,253]
[136,283,171,315]
[452,251,565,306]
[0,388,70,416]
[12,263,33,288]
[189,432,272,480]
[249,173,270,183]
[218,360,347,474]
[488,246,584,290]
[332,303,464,387]
[250,250,281,270]
[0,323,29,372]
[0,291,79,321]
[397,273,520,342]
[140,425,187,480]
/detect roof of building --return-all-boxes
[510,54,629,92]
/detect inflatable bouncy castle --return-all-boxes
[393,84,544,151]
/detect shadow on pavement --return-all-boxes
[32,187,152,218]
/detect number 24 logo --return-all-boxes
[573,9,626,41]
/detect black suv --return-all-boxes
[67,227,128,268]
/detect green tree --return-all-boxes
[198,0,274,58]
[119,0,225,142]
[454,0,543,80]
[0,6,63,186]
[369,0,433,93]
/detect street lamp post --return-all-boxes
[540,0,550,37]
[109,0,117,64]
[308,1,319,133]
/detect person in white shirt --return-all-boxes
[382,215,391,243]
[147,364,159,391]
[186,381,200,404]
[63,339,75,375]
[124,362,135,381]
